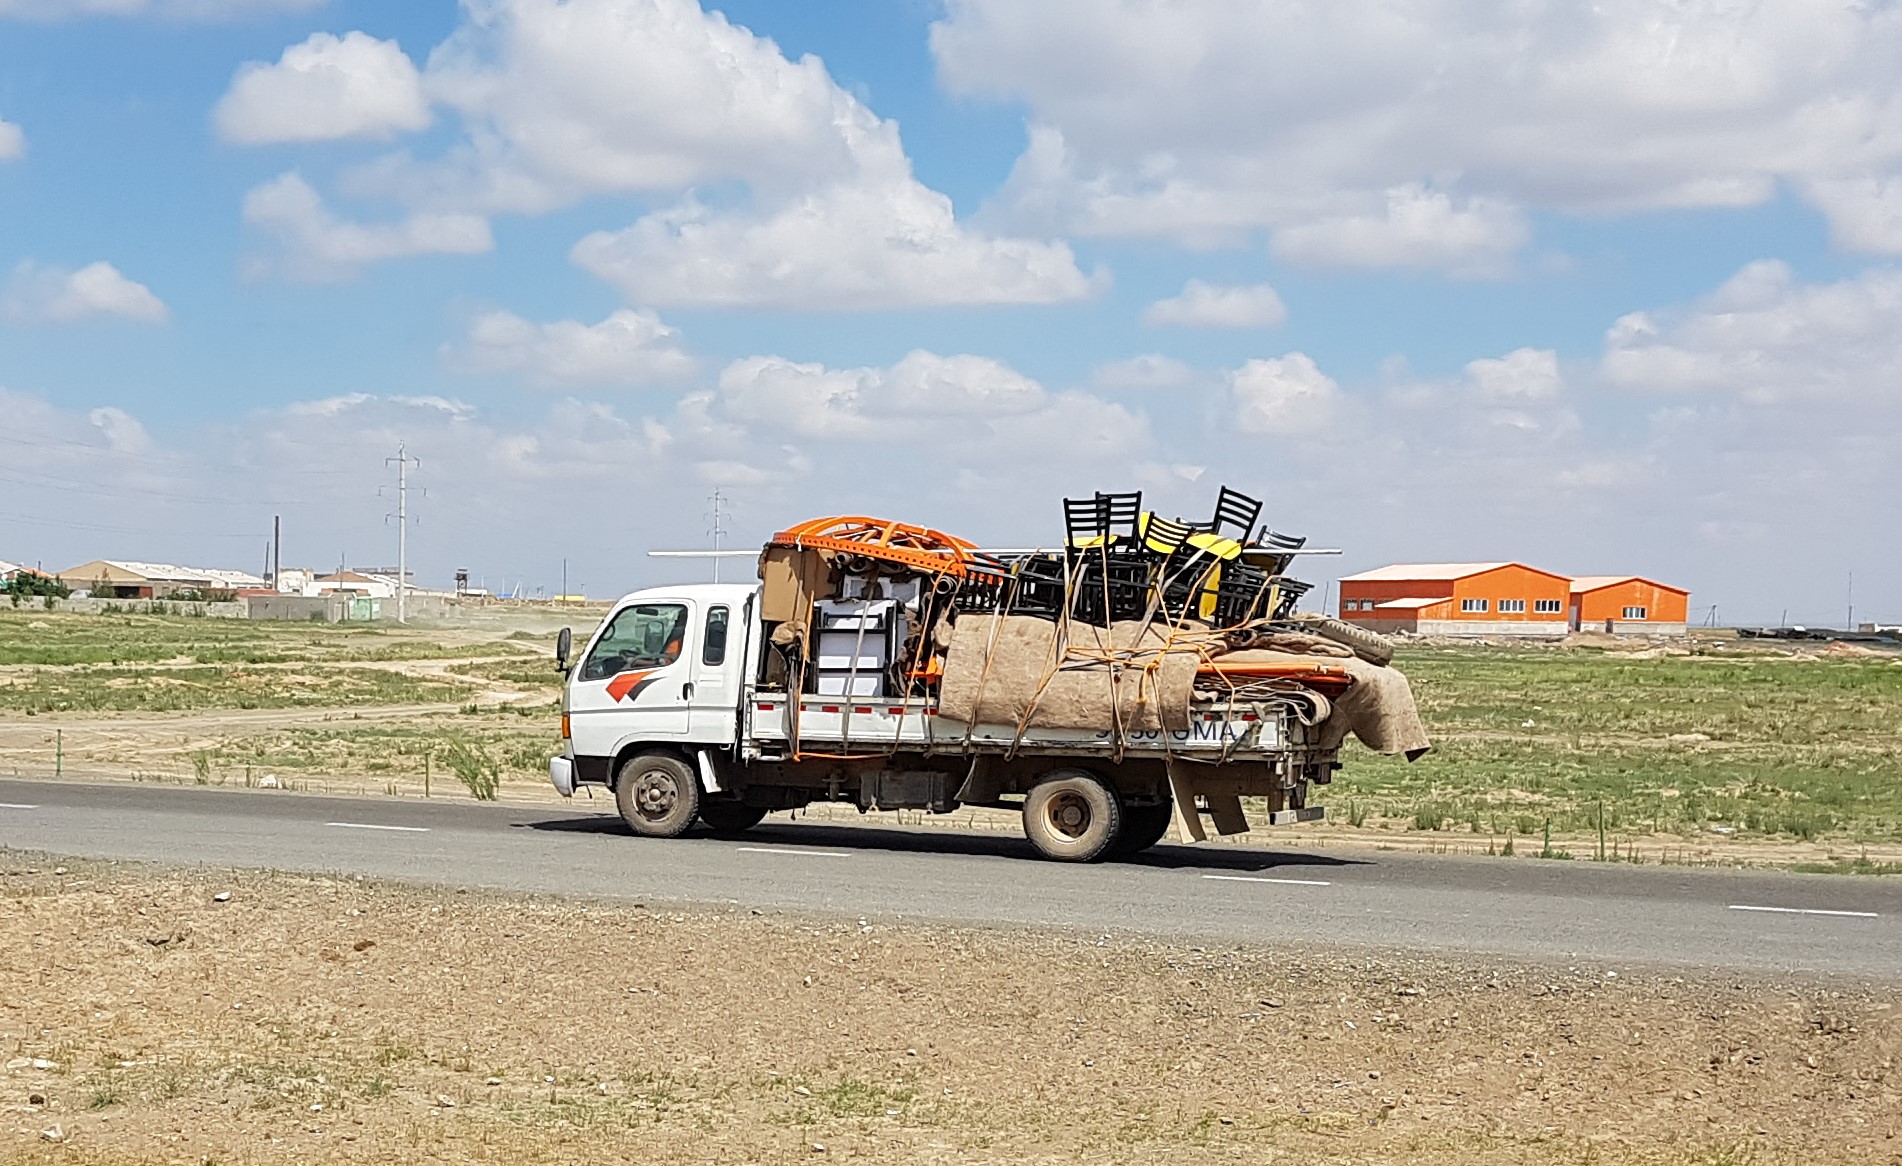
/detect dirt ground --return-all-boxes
[1,858,1896,1165]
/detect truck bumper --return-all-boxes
[548,755,576,798]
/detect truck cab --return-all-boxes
[553,582,759,793]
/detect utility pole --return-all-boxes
[272,514,281,590]
[386,443,420,624]
[708,487,729,583]
[1847,571,1854,632]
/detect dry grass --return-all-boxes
[1,858,1896,1164]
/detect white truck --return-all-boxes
[548,581,1338,862]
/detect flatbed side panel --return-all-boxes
[744,694,1290,757]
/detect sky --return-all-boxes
[0,0,1898,624]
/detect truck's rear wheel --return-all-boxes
[1022,769,1122,862]
[1113,801,1175,858]
[699,800,768,836]
[615,754,700,838]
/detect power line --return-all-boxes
[385,443,420,624]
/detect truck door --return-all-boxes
[569,600,695,750]
[687,598,747,745]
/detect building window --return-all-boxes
[1534,599,1562,614]
[1498,599,1526,613]
[1622,606,1648,620]
[1460,598,1488,613]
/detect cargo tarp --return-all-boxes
[938,615,1204,734]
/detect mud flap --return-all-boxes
[1164,757,1207,843]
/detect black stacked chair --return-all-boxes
[999,554,1066,620]
[1252,526,1307,577]
[1064,491,1148,625]
[1269,576,1313,620]
[1196,486,1264,540]
[1210,561,1271,627]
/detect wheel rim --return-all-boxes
[632,772,678,820]
[1042,790,1093,841]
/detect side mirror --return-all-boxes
[555,627,572,673]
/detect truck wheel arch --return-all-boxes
[608,743,693,789]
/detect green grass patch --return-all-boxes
[0,607,520,667]
[1330,644,1902,846]
[0,664,476,713]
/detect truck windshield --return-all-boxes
[580,603,688,682]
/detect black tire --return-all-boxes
[614,753,701,838]
[1022,768,1122,863]
[1112,801,1175,858]
[1294,613,1396,667]
[699,800,768,836]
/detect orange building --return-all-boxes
[1338,563,1572,637]
[1568,577,1690,635]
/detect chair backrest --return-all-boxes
[1255,527,1306,550]
[1201,486,1263,538]
[1137,512,1194,558]
[1094,491,1142,541]
[1062,495,1109,545]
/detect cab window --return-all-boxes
[703,605,729,666]
[579,603,688,682]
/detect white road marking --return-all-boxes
[1203,874,1332,887]
[325,821,430,833]
[0,803,39,810]
[1727,904,1878,919]
[737,846,850,858]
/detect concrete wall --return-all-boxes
[247,594,351,622]
[1416,619,1570,638]
[10,597,248,618]
[1603,620,1688,637]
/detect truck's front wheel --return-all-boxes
[615,754,701,838]
[1022,769,1122,862]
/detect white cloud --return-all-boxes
[1465,348,1563,402]
[1801,179,1902,256]
[215,31,429,145]
[1229,354,1339,436]
[0,0,324,18]
[241,171,492,281]
[236,0,1091,304]
[0,116,22,160]
[935,0,1902,267]
[1602,261,1902,403]
[713,349,1047,439]
[1091,353,1198,392]
[1141,280,1285,328]
[571,181,1094,310]
[1270,185,1528,278]
[2,260,168,324]
[454,309,695,389]
[715,356,875,439]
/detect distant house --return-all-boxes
[1338,562,1572,637]
[0,559,19,583]
[1568,576,1690,635]
[53,560,267,599]
[311,570,400,599]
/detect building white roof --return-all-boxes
[103,561,268,588]
[1341,562,1512,582]
[0,560,19,576]
[1373,597,1450,610]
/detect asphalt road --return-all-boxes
[2,778,1897,979]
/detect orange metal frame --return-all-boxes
[768,515,982,577]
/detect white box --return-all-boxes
[817,598,900,630]
[816,653,884,670]
[814,673,882,697]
